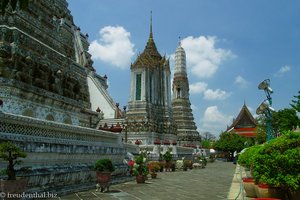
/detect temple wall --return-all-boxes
[0,112,136,194]
[87,72,116,118]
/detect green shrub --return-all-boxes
[199,156,207,166]
[238,144,262,170]
[252,131,300,197]
[0,141,27,180]
[94,158,115,172]
[163,151,172,162]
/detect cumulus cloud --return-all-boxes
[234,75,249,88]
[189,82,230,100]
[274,65,291,77]
[203,89,231,100]
[189,82,208,94]
[89,26,135,69]
[181,36,235,78]
[200,106,233,135]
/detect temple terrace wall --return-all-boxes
[0,111,137,194]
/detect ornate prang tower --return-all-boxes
[0,0,102,127]
[126,13,177,145]
[172,42,201,146]
[0,0,128,194]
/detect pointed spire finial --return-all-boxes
[150,11,153,39]
[178,36,181,46]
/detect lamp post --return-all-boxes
[257,79,274,142]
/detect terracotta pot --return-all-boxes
[268,187,285,199]
[96,172,111,182]
[255,184,260,198]
[135,175,145,184]
[242,178,257,198]
[151,173,157,179]
[0,177,28,199]
[257,183,270,198]
[165,162,171,172]
[96,171,111,192]
[290,188,300,200]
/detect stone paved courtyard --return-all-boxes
[58,161,236,200]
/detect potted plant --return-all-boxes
[183,160,192,171]
[163,151,172,172]
[131,151,149,183]
[94,158,115,192]
[238,145,263,198]
[0,141,28,197]
[170,161,176,172]
[148,161,160,178]
[199,156,207,167]
[252,131,300,200]
[127,160,135,176]
[159,160,165,172]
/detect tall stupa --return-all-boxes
[172,42,201,146]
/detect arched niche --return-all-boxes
[46,114,55,121]
[22,108,35,117]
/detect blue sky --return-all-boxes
[68,0,300,137]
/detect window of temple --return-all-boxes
[46,114,55,121]
[22,109,35,117]
[177,88,181,98]
[136,73,142,100]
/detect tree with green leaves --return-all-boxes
[214,132,249,161]
[272,108,299,134]
[255,107,299,143]
[200,131,216,148]
[290,90,300,113]
[0,141,27,180]
[255,115,268,144]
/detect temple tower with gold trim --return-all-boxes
[126,14,177,145]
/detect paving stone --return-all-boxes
[56,161,237,200]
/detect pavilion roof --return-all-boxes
[227,103,257,132]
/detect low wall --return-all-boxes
[0,112,136,195]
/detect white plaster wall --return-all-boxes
[87,76,115,119]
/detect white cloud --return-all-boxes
[203,89,231,100]
[89,26,135,69]
[234,75,249,88]
[189,82,230,101]
[274,65,291,77]
[200,106,233,135]
[189,82,208,94]
[279,65,291,73]
[181,36,235,78]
